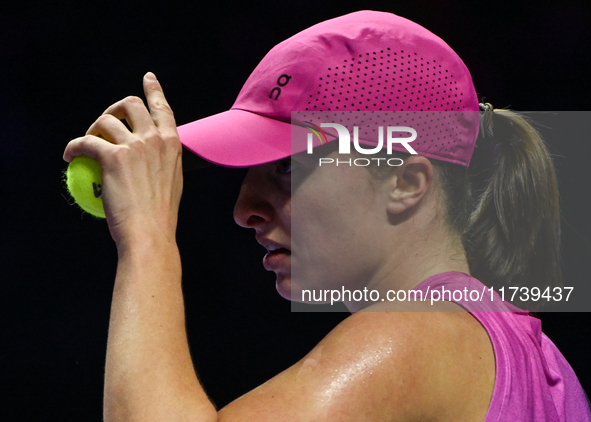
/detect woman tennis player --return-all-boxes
[63,11,590,422]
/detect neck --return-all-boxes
[344,216,470,313]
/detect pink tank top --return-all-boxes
[415,272,591,421]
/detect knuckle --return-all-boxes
[65,135,103,162]
[74,135,94,151]
[95,114,113,127]
[86,114,111,135]
[128,138,146,152]
[123,95,144,107]
[148,135,165,151]
[109,147,128,165]
[79,134,95,145]
[169,138,183,155]
[144,127,161,140]
[171,139,182,154]
[152,100,173,115]
[144,129,165,148]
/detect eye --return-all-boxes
[277,158,292,174]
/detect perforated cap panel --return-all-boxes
[306,49,464,112]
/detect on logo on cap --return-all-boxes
[269,74,292,100]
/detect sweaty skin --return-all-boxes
[64,74,495,422]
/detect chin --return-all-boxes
[275,273,292,300]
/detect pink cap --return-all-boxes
[178,10,479,168]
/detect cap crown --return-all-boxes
[231,11,480,166]
[233,11,478,117]
[178,11,480,167]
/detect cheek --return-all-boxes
[292,168,377,245]
[291,200,375,293]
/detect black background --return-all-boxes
[2,1,591,420]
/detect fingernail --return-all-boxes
[145,72,157,81]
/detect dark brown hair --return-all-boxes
[438,110,562,303]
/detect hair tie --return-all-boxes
[479,102,494,112]
[479,102,495,138]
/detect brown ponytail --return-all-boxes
[464,109,562,302]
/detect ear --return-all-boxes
[386,156,434,215]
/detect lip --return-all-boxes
[262,248,291,271]
[257,236,291,272]
[256,236,291,253]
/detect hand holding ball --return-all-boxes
[65,155,105,218]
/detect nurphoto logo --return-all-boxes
[305,122,418,167]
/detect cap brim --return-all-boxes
[178,109,309,168]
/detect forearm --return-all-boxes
[104,232,217,422]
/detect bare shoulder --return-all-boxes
[219,308,494,422]
[323,309,495,420]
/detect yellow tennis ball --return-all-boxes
[65,155,105,218]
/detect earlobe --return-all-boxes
[385,156,434,215]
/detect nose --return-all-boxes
[233,166,274,229]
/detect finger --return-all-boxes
[86,114,137,145]
[63,135,116,163]
[100,95,154,134]
[143,72,177,134]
